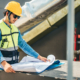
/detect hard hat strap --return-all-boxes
[8,11,12,23]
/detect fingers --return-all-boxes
[38,55,51,62]
[48,59,50,62]
[42,57,51,62]
[6,67,16,73]
[41,57,47,62]
[10,68,16,73]
[12,69,16,73]
[44,58,47,62]
[7,69,16,73]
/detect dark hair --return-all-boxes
[3,10,12,16]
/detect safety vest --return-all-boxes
[0,20,19,64]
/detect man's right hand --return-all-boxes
[1,60,16,73]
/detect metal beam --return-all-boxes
[67,0,74,80]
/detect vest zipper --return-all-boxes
[10,29,15,50]
[10,28,18,63]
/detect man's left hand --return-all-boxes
[37,55,49,62]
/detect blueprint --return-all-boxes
[0,55,55,73]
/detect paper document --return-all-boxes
[0,55,55,73]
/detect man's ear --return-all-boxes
[6,11,8,16]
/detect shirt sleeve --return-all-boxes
[0,51,5,64]
[0,29,2,41]
[0,30,5,63]
[18,31,39,58]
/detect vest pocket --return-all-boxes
[1,38,8,48]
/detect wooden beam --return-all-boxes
[22,0,80,43]
[15,0,67,33]
[22,20,50,42]
[48,0,80,25]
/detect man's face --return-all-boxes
[10,13,20,23]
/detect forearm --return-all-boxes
[18,31,39,58]
[19,40,39,58]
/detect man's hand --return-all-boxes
[1,61,16,73]
[37,55,49,62]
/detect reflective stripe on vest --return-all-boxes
[4,56,19,61]
[1,50,19,64]
[0,46,18,51]
[0,20,19,64]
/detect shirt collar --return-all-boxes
[3,21,11,29]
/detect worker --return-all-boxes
[0,1,48,73]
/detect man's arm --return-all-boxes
[0,29,5,63]
[0,51,5,63]
[0,50,15,73]
[18,31,39,58]
[18,31,48,62]
[0,30,15,73]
